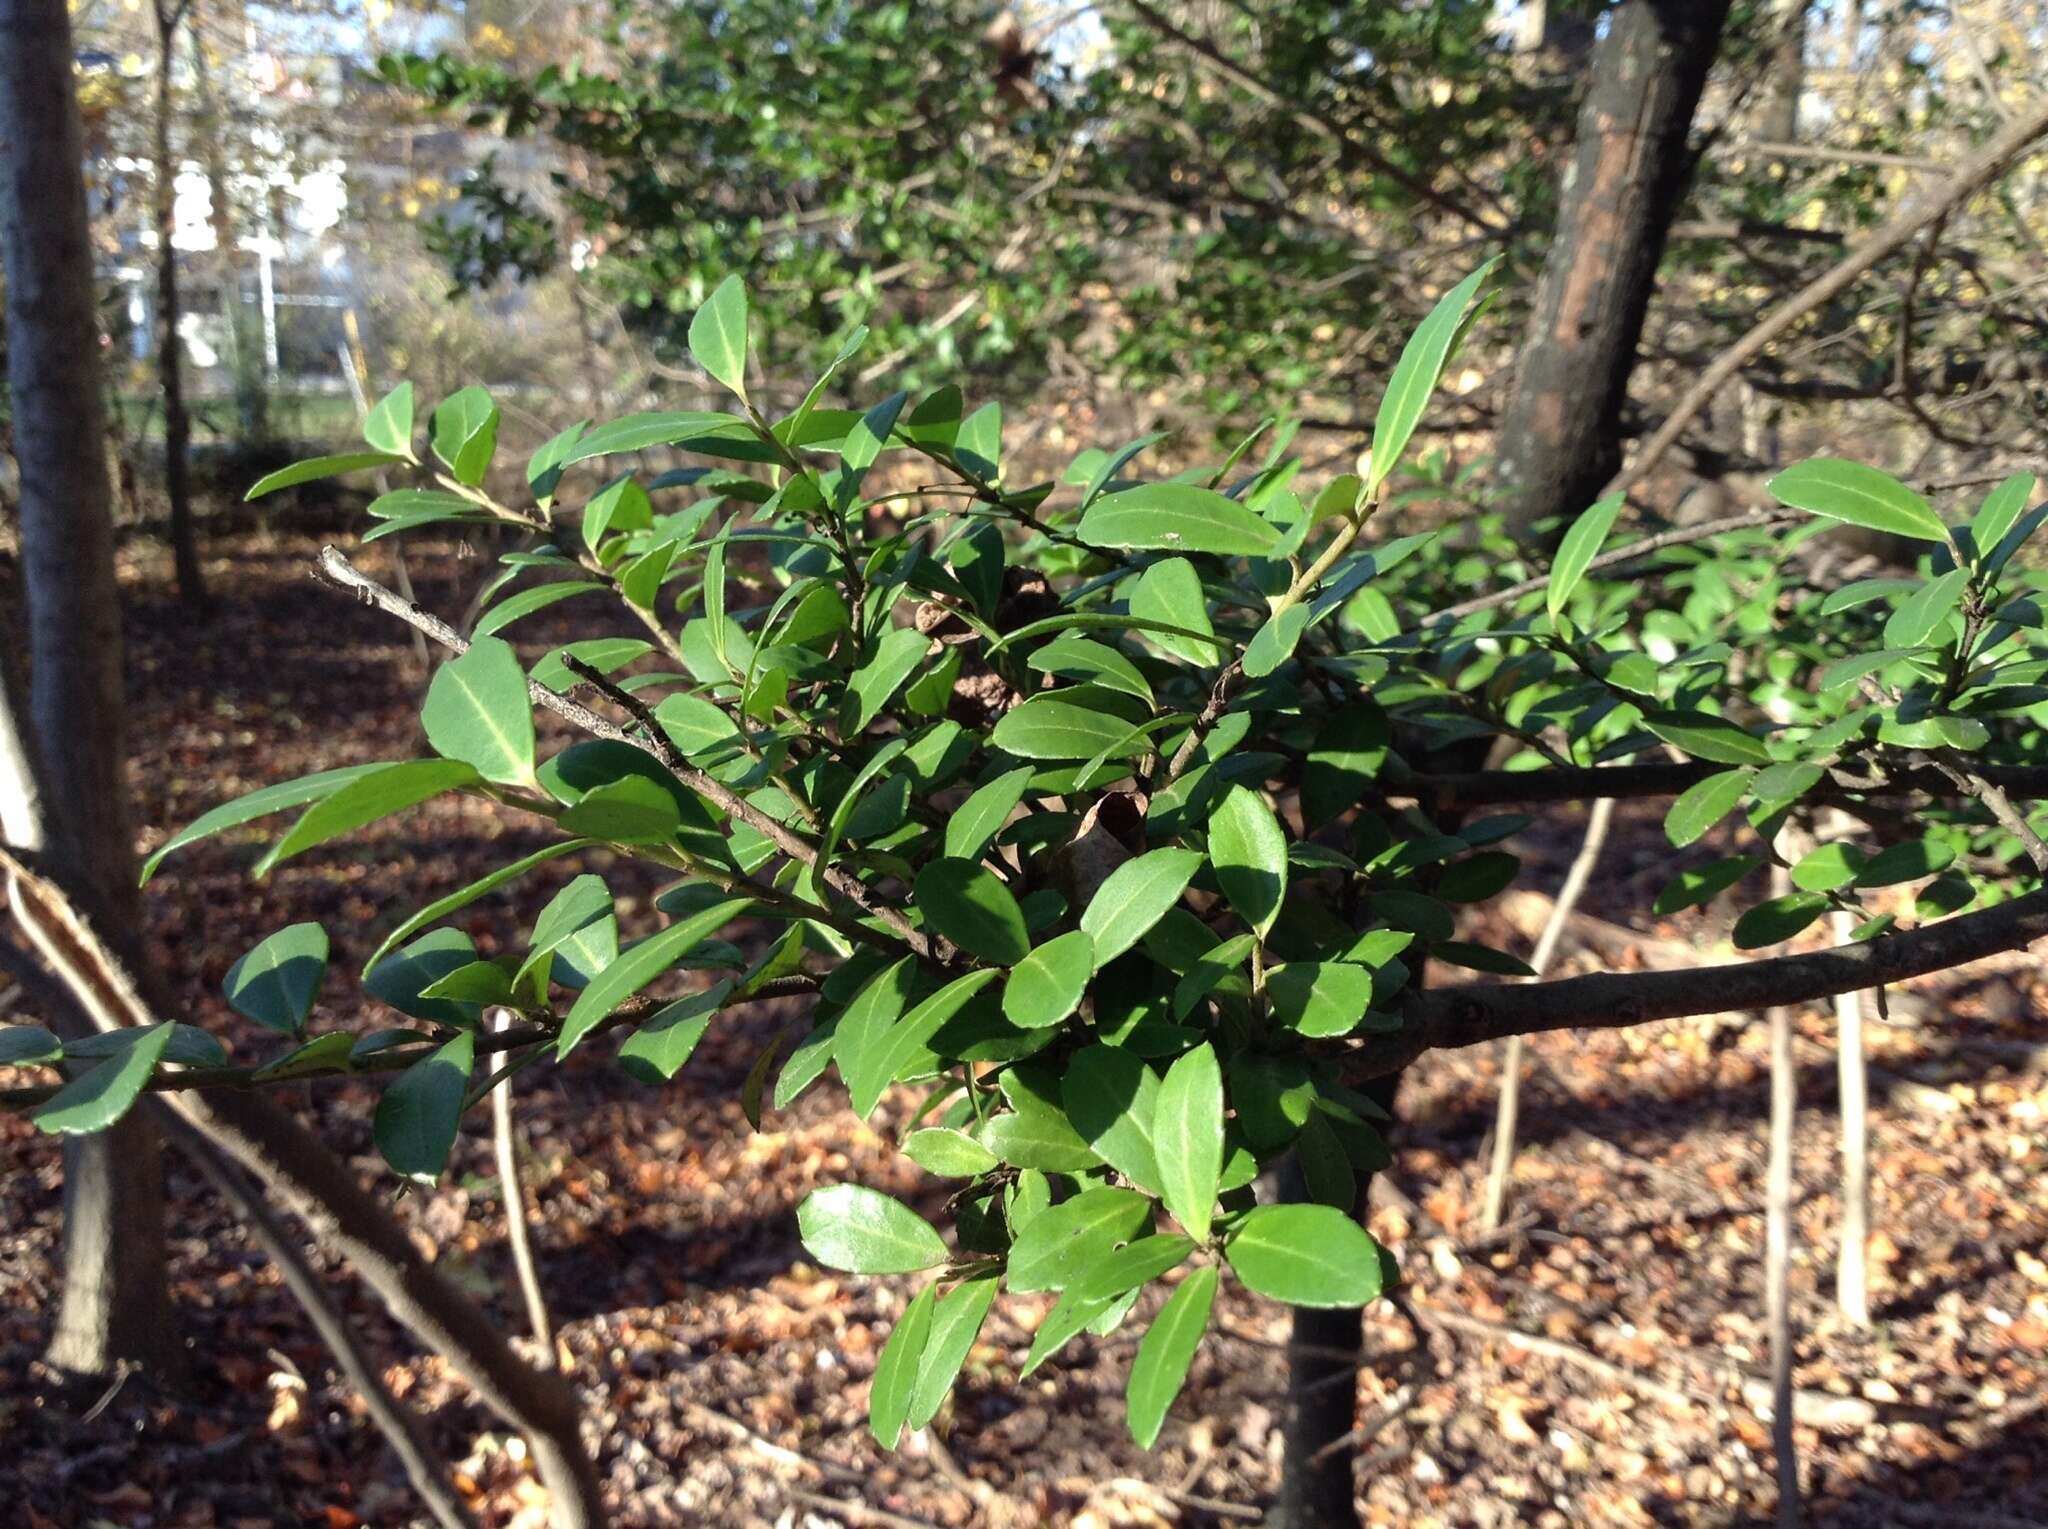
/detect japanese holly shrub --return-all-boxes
[13,264,2046,1449]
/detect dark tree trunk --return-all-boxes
[153,1,208,611]
[0,0,177,1378]
[1273,1068,1406,1529]
[1494,0,1733,546]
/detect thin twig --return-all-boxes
[489,1007,555,1367]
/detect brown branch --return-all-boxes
[1118,0,1503,236]
[314,546,935,961]
[1362,882,2048,1078]
[1616,94,2048,495]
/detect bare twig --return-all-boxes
[1615,94,2048,495]
[488,1007,555,1368]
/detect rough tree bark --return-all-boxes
[0,0,176,1379]
[1494,0,1734,546]
[153,0,208,610]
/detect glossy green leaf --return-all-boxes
[797,1183,948,1274]
[944,767,1032,861]
[364,928,485,1028]
[870,1282,936,1449]
[618,981,731,1083]
[1126,1264,1218,1447]
[1664,769,1753,850]
[245,451,404,500]
[914,858,1029,965]
[1642,710,1770,766]
[1547,494,1625,619]
[33,1022,175,1135]
[1883,569,1969,650]
[1970,472,2036,563]
[557,898,754,1057]
[1267,961,1376,1038]
[992,695,1148,762]
[1005,1185,1152,1293]
[1129,558,1217,666]
[366,840,591,981]
[473,581,607,638]
[907,1275,998,1429]
[362,382,413,455]
[846,627,932,733]
[0,1025,62,1066]
[256,759,480,876]
[422,636,536,787]
[1791,842,1868,893]
[430,386,500,486]
[1225,1204,1384,1307]
[141,764,385,883]
[1002,929,1095,1029]
[689,274,750,399]
[1732,892,1830,950]
[845,969,1000,1117]
[903,1127,999,1177]
[1652,855,1759,915]
[223,922,328,1034]
[1154,1043,1223,1242]
[1768,458,1948,543]
[1077,483,1282,557]
[1368,257,1498,494]
[1208,788,1285,943]
[1068,1233,1195,1304]
[373,1031,473,1181]
[1081,848,1202,968]
[1063,1045,1164,1192]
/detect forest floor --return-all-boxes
[1,525,2045,1529]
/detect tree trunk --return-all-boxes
[1756,0,1808,145]
[154,1,208,611]
[1829,910,1871,1327]
[1275,1153,1365,1529]
[1494,0,1733,546]
[0,0,176,1379]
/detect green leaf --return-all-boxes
[1002,930,1095,1029]
[223,923,328,1035]
[1126,1264,1218,1447]
[418,960,514,1006]
[1154,1044,1223,1242]
[903,1127,999,1177]
[141,764,385,883]
[1078,483,1282,558]
[256,760,480,876]
[689,275,750,399]
[363,382,414,456]
[1021,1285,1123,1376]
[946,767,1034,861]
[560,411,739,465]
[1884,569,1969,649]
[1665,768,1753,849]
[869,1283,936,1450]
[1209,786,1286,938]
[1642,710,1770,766]
[1768,459,1948,544]
[654,694,743,760]
[1080,848,1203,968]
[1063,1045,1164,1192]
[618,981,731,1083]
[992,695,1149,761]
[1368,258,1498,494]
[1970,472,2036,564]
[372,1031,473,1181]
[1005,1185,1152,1293]
[580,475,652,551]
[422,636,536,787]
[0,1025,62,1066]
[1241,605,1312,679]
[1267,961,1376,1038]
[846,627,932,733]
[844,969,1001,1117]
[1791,842,1867,893]
[558,775,683,844]
[797,1183,948,1274]
[1129,558,1217,667]
[1732,893,1830,949]
[557,898,753,1057]
[430,386,500,486]
[1854,838,1956,888]
[252,1031,356,1083]
[364,928,485,1028]
[1547,494,1625,620]
[1225,1204,1383,1306]
[472,581,607,638]
[914,859,1029,965]
[1068,1233,1194,1303]
[907,1276,998,1430]
[33,1022,175,1135]
[1653,855,1759,915]
[366,841,591,981]
[245,452,404,500]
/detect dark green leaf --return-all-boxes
[223,923,328,1034]
[1208,785,1287,938]
[1732,893,1830,949]
[557,898,754,1057]
[373,1031,473,1180]
[915,859,1029,965]
[1664,768,1754,848]
[1154,1044,1222,1242]
[33,1022,175,1135]
[1002,929,1095,1029]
